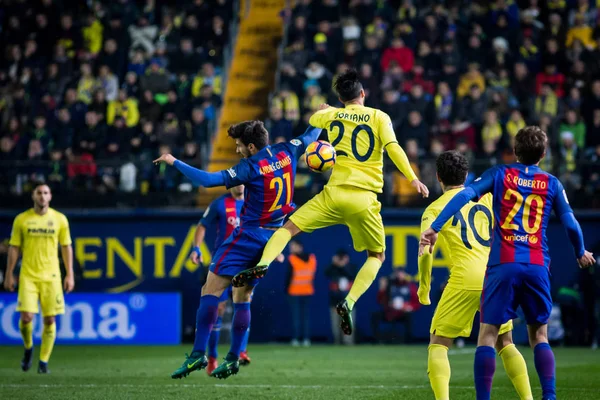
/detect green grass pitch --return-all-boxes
[1,345,598,399]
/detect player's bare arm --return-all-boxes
[191,224,206,265]
[4,245,20,291]
[61,244,74,293]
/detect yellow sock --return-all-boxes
[258,228,292,266]
[19,320,33,350]
[499,344,533,400]
[345,257,382,309]
[40,323,57,363]
[427,344,451,400]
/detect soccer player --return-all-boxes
[155,120,321,379]
[232,69,428,336]
[189,185,251,374]
[4,183,74,374]
[420,127,596,400]
[419,151,532,400]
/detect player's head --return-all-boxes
[228,120,269,157]
[31,182,52,209]
[230,185,244,198]
[333,68,365,105]
[436,151,469,190]
[514,125,547,165]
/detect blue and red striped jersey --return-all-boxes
[221,137,314,229]
[199,193,244,252]
[469,163,573,267]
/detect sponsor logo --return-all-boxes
[503,234,539,244]
[290,139,302,146]
[227,168,237,178]
[48,221,54,227]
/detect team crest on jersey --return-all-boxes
[48,220,53,227]
[290,139,302,146]
[227,168,237,178]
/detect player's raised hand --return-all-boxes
[153,154,177,166]
[190,246,202,265]
[63,274,75,293]
[419,228,438,256]
[3,273,15,292]
[411,179,429,198]
[317,103,330,111]
[578,251,596,268]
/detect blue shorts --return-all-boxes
[219,286,232,302]
[481,263,552,326]
[209,227,275,286]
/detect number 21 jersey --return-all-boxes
[469,163,573,267]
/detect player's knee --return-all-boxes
[527,324,548,347]
[368,251,385,263]
[43,316,55,325]
[496,333,514,351]
[20,313,33,324]
[232,286,253,303]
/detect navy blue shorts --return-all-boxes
[219,286,232,302]
[209,227,274,286]
[480,263,552,325]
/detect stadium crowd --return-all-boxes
[0,0,599,208]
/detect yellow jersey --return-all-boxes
[309,104,407,193]
[9,208,72,282]
[419,189,493,291]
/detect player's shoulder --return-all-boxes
[49,208,69,223]
[423,195,447,217]
[14,208,33,222]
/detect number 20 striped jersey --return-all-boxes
[467,163,574,267]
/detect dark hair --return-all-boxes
[514,126,547,165]
[31,180,50,192]
[436,151,469,186]
[227,120,269,150]
[333,68,363,102]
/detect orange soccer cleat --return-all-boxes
[239,351,251,366]
[206,356,218,375]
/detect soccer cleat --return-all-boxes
[239,351,251,366]
[206,356,218,375]
[37,361,49,374]
[336,300,353,335]
[231,265,269,287]
[210,358,240,379]
[21,348,33,372]
[170,352,207,379]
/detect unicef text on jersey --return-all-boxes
[0,293,181,345]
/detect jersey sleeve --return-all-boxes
[59,214,73,246]
[552,179,573,217]
[417,207,437,299]
[221,159,255,189]
[199,200,219,227]
[378,111,398,147]
[308,108,334,128]
[8,214,23,247]
[286,126,322,159]
[469,166,498,198]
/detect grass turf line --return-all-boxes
[0,345,598,400]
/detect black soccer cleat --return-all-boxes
[336,300,353,336]
[21,348,33,372]
[231,265,269,288]
[37,361,50,374]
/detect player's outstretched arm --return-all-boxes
[385,142,429,198]
[154,154,226,188]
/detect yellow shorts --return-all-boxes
[290,185,385,253]
[430,287,512,338]
[17,278,65,317]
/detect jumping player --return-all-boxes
[419,151,532,400]
[4,183,74,374]
[154,121,321,379]
[420,126,595,400]
[232,69,428,337]
[189,185,251,374]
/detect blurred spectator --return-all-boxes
[272,86,300,124]
[77,63,99,105]
[140,60,170,94]
[286,240,316,347]
[139,90,162,124]
[107,89,140,127]
[457,62,485,98]
[122,72,141,99]
[265,107,293,143]
[372,269,420,343]
[536,63,565,98]
[533,83,560,121]
[325,250,357,345]
[128,17,157,57]
[192,63,222,98]
[99,65,119,102]
[560,109,586,149]
[381,37,414,73]
[392,139,421,206]
[566,13,595,49]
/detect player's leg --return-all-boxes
[496,325,533,400]
[232,188,341,287]
[521,265,555,400]
[16,278,38,372]
[207,297,228,375]
[474,323,501,400]
[211,284,254,379]
[428,335,453,400]
[38,279,65,374]
[172,271,230,379]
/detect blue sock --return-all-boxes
[240,326,250,353]
[534,343,556,400]
[474,346,496,400]
[208,316,222,358]
[192,295,220,355]
[227,302,250,361]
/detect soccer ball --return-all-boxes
[305,140,336,173]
